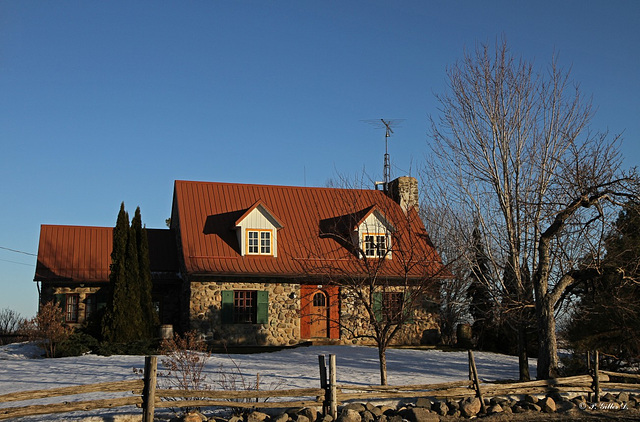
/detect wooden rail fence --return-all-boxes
[0,379,144,420]
[0,350,638,421]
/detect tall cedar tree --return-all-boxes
[568,202,640,365]
[466,226,494,349]
[132,206,159,337]
[123,217,144,340]
[102,203,155,343]
[102,203,131,342]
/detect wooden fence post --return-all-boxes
[318,355,328,415]
[594,350,600,404]
[586,351,592,402]
[328,354,337,419]
[468,350,486,414]
[142,355,157,422]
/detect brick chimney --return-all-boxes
[387,176,419,213]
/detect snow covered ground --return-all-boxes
[0,342,536,421]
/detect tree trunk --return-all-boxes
[378,345,388,385]
[517,323,530,381]
[536,297,559,379]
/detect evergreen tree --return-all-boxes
[102,203,131,343]
[102,203,159,344]
[123,220,144,340]
[568,202,640,365]
[466,226,493,348]
[132,206,158,337]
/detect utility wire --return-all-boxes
[0,246,37,257]
[0,258,34,267]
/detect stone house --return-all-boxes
[34,177,446,346]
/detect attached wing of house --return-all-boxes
[34,225,181,328]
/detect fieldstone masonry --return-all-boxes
[189,281,438,347]
[190,281,300,346]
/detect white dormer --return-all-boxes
[234,201,284,257]
[353,206,395,259]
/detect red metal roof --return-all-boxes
[34,225,178,282]
[35,225,112,282]
[172,180,445,279]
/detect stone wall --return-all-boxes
[189,281,439,347]
[190,281,300,346]
[339,286,439,346]
[42,285,102,327]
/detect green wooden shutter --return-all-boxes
[54,294,66,322]
[96,289,107,311]
[404,290,414,324]
[221,290,234,324]
[372,292,382,323]
[54,294,66,308]
[256,290,269,324]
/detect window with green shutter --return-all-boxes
[372,290,413,324]
[221,290,269,324]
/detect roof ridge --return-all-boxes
[174,179,384,194]
[40,224,112,229]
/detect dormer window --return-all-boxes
[363,233,389,258]
[235,201,283,257]
[247,229,272,255]
[352,206,394,260]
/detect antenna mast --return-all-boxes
[364,119,403,193]
[381,119,392,192]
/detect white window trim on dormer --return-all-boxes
[235,201,283,257]
[246,229,273,256]
[362,232,391,259]
[354,206,394,260]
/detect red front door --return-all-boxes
[300,285,339,340]
[310,291,329,338]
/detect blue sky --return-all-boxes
[1,1,639,318]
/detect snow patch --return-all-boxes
[0,343,536,421]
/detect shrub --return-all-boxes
[159,331,211,414]
[56,332,99,357]
[94,339,159,356]
[28,301,72,358]
[160,331,210,391]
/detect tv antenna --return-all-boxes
[363,118,404,192]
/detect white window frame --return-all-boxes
[363,233,390,258]
[246,229,273,255]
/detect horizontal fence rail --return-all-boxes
[153,387,326,410]
[0,380,144,420]
[0,350,639,420]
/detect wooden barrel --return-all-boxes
[159,324,173,339]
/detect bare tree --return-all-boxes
[0,308,27,346]
[425,39,638,379]
[421,205,473,346]
[0,308,24,334]
[298,177,445,385]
